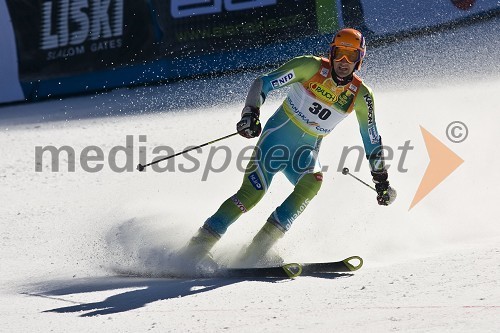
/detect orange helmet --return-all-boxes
[330,28,366,70]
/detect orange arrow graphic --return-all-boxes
[409,126,464,210]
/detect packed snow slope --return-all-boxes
[1,18,499,333]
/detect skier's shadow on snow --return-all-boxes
[34,273,350,317]
[38,277,238,317]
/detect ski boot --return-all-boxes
[180,225,221,272]
[235,218,285,268]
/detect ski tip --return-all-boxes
[282,263,302,278]
[342,256,363,271]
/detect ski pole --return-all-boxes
[341,167,376,192]
[137,132,239,172]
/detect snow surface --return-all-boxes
[1,18,500,333]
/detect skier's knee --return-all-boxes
[232,185,265,213]
[296,172,323,198]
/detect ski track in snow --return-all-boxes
[1,19,500,332]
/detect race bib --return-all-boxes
[283,83,348,136]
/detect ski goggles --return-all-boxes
[330,46,361,63]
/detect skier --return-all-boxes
[183,28,396,267]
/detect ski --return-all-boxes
[114,256,363,279]
[218,256,363,279]
[218,263,303,279]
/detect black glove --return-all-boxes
[371,170,397,206]
[237,106,261,139]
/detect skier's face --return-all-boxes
[333,58,356,78]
